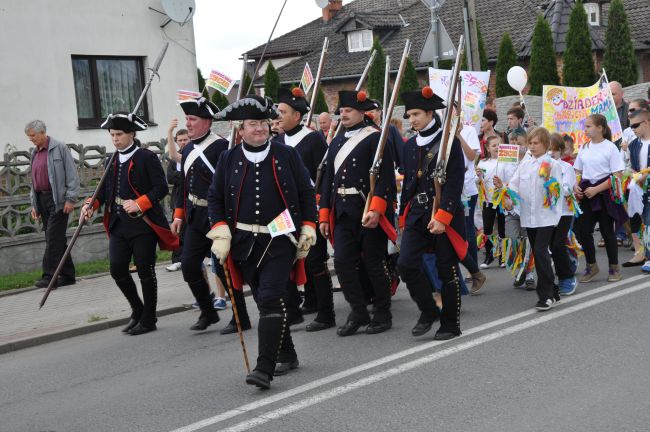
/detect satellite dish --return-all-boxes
[315,0,329,8]
[162,0,196,24]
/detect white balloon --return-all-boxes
[507,66,528,92]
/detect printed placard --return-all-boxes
[267,209,296,238]
[206,69,235,95]
[300,62,314,94]
[497,144,520,164]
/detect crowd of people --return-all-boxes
[28,77,650,389]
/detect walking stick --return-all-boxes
[39,42,170,309]
[223,263,251,374]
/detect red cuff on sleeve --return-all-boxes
[319,208,330,224]
[434,209,453,226]
[135,195,152,212]
[369,196,387,215]
[85,198,100,210]
[211,221,228,230]
[302,221,316,229]
[173,208,185,220]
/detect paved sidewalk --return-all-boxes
[0,264,204,355]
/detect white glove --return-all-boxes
[295,225,317,260]
[206,224,232,265]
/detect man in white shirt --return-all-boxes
[627,110,650,272]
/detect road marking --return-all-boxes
[168,275,648,432]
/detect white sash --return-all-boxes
[184,133,220,175]
[334,126,377,175]
[284,127,312,148]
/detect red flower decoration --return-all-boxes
[291,87,304,98]
[357,90,367,102]
[422,86,434,99]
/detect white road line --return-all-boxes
[168,274,647,432]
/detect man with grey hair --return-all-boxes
[609,81,629,129]
[26,120,80,288]
[317,112,333,141]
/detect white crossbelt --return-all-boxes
[236,222,270,234]
[187,193,208,207]
[337,187,360,196]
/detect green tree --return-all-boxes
[263,60,280,101]
[528,14,560,95]
[313,86,329,114]
[197,68,208,97]
[562,1,597,86]
[211,90,229,110]
[398,58,419,104]
[495,33,518,97]
[367,37,387,101]
[603,0,638,86]
[241,71,254,96]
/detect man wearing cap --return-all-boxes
[274,87,335,332]
[169,97,251,333]
[81,113,177,335]
[397,87,467,340]
[319,90,397,337]
[207,95,317,389]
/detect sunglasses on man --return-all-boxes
[630,120,647,129]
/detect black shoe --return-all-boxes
[411,321,434,337]
[121,318,139,333]
[433,329,460,340]
[128,323,157,335]
[219,321,251,335]
[246,370,272,389]
[57,276,76,287]
[300,305,317,315]
[336,319,369,337]
[305,320,336,332]
[273,360,299,376]
[190,310,220,331]
[289,315,305,326]
[35,277,53,288]
[366,321,392,335]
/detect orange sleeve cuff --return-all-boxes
[369,196,387,215]
[85,198,100,210]
[319,208,330,223]
[135,195,153,212]
[211,221,228,230]
[302,221,316,229]
[173,208,185,220]
[434,209,453,226]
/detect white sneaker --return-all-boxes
[166,262,182,272]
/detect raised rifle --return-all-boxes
[304,38,329,130]
[313,48,377,192]
[361,39,411,221]
[39,42,170,309]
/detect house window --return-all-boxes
[347,29,373,52]
[71,56,149,128]
[584,3,600,26]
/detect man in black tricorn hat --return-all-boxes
[397,87,467,340]
[170,97,251,333]
[274,87,335,333]
[81,112,178,335]
[207,95,317,389]
[319,90,397,337]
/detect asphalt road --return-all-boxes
[1,253,649,432]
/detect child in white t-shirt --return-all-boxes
[476,135,505,268]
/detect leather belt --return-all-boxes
[114,197,142,218]
[337,187,359,196]
[236,222,270,234]
[188,193,208,207]
[115,197,129,205]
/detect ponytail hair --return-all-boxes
[588,114,612,141]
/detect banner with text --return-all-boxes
[301,63,314,94]
[267,209,296,238]
[542,74,622,147]
[177,89,202,102]
[497,144,520,164]
[206,69,235,95]
[428,68,491,133]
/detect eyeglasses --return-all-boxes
[628,108,637,113]
[630,121,646,129]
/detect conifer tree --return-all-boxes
[263,60,280,101]
[602,0,638,86]
[495,33,518,97]
[367,38,387,101]
[562,1,597,86]
[528,14,560,95]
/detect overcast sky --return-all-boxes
[193,0,351,79]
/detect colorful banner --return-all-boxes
[428,68,491,133]
[497,144,520,164]
[300,62,314,94]
[206,69,235,95]
[542,74,623,147]
[267,209,296,238]
[177,89,202,102]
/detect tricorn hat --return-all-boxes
[100,112,148,132]
[401,87,445,119]
[180,97,219,119]
[335,90,379,114]
[215,95,278,121]
[277,87,310,115]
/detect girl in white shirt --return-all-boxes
[477,135,505,268]
[550,133,579,295]
[505,127,563,311]
[573,114,627,283]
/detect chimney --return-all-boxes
[322,0,342,22]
